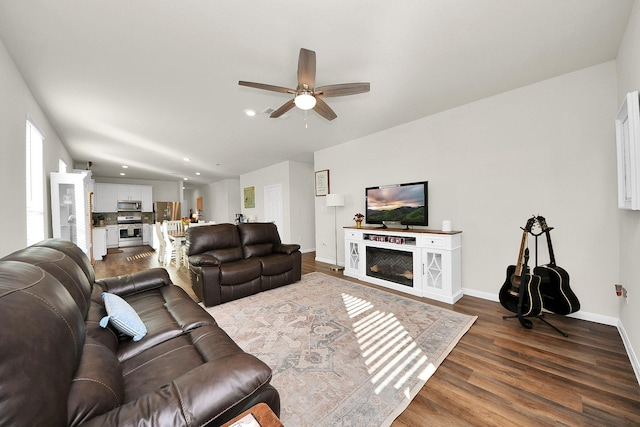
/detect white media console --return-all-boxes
[343,227,462,304]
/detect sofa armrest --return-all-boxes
[189,254,221,267]
[81,357,275,427]
[96,268,171,296]
[273,243,300,255]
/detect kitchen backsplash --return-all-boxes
[92,212,154,226]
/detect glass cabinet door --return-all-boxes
[50,172,92,255]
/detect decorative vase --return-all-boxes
[356,220,362,229]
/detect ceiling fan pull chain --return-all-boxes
[305,110,308,128]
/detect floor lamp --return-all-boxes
[326,193,345,271]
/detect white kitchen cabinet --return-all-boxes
[94,184,152,212]
[106,225,119,248]
[93,227,107,260]
[94,183,118,212]
[118,184,142,201]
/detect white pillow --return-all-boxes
[99,292,147,341]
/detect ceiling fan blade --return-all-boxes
[315,82,370,98]
[238,81,295,94]
[270,99,296,118]
[297,48,316,90]
[313,98,337,121]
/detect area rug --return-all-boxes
[206,272,476,426]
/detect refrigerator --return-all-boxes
[50,171,93,256]
[153,202,181,222]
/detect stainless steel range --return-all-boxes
[117,213,143,247]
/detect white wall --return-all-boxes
[240,160,315,251]
[0,38,72,257]
[614,0,640,382]
[289,161,316,251]
[191,179,240,224]
[316,62,620,323]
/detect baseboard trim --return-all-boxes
[462,287,639,385]
[315,255,341,265]
[618,320,640,385]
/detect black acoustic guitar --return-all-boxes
[499,218,543,319]
[533,216,580,315]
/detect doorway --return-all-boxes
[264,184,283,233]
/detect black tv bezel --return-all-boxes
[365,181,428,226]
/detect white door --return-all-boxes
[264,184,283,233]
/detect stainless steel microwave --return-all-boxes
[117,200,142,211]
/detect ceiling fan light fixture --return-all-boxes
[294,92,316,110]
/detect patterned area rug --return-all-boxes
[206,272,476,426]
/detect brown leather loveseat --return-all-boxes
[186,222,302,307]
[0,238,279,426]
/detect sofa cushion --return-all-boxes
[244,243,274,258]
[220,258,262,285]
[67,337,124,427]
[0,261,85,427]
[186,223,244,263]
[34,237,96,284]
[86,300,119,353]
[238,223,282,258]
[260,253,294,276]
[106,284,215,362]
[120,325,273,408]
[2,246,93,318]
[100,292,147,342]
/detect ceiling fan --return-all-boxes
[239,48,370,121]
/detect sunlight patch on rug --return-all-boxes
[206,272,476,426]
[343,291,433,396]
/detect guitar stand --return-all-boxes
[536,313,569,337]
[502,217,569,337]
[502,313,569,337]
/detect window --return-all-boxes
[26,119,44,245]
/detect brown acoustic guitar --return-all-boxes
[499,217,543,321]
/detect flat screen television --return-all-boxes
[365,181,428,227]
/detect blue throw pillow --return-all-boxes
[99,292,147,341]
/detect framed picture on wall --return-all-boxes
[244,186,255,208]
[315,169,330,196]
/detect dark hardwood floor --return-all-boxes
[94,246,640,426]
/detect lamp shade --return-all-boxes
[294,93,317,110]
[325,193,344,207]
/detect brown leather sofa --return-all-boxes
[0,238,279,427]
[186,223,302,307]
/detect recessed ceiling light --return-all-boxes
[244,109,256,117]
[183,157,191,162]
[120,172,126,176]
[122,165,128,169]
[195,172,201,176]
[183,177,189,181]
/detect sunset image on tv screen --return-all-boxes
[366,183,426,224]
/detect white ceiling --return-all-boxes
[0,0,633,188]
